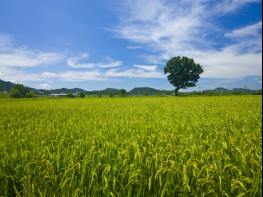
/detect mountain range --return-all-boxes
[0,79,261,96]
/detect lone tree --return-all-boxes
[164,56,203,96]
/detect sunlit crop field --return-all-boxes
[0,96,262,196]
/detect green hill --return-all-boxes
[0,79,261,96]
[0,79,15,92]
[128,87,172,95]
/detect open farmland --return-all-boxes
[0,96,262,196]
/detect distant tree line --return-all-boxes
[7,84,261,98]
[9,84,36,98]
[66,91,85,98]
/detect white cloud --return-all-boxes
[41,72,57,78]
[113,0,212,52]
[0,69,43,82]
[0,34,64,67]
[0,32,166,83]
[0,50,64,67]
[196,51,262,78]
[1,65,160,83]
[1,67,164,82]
[215,0,261,14]
[225,22,262,39]
[133,64,158,71]
[56,71,104,81]
[113,0,262,79]
[105,68,163,78]
[99,60,123,68]
[67,53,123,69]
[38,83,51,90]
[0,69,104,82]
[126,46,144,50]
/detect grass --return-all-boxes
[0,96,262,196]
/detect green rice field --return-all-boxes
[0,96,262,196]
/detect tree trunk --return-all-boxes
[174,87,179,96]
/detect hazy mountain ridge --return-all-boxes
[0,79,16,92]
[0,79,261,95]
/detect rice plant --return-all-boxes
[0,96,261,196]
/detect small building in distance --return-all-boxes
[50,93,67,97]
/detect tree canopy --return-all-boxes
[77,92,85,98]
[164,56,203,95]
[119,89,127,97]
[9,84,35,98]
[67,91,74,98]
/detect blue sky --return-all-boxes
[0,0,262,91]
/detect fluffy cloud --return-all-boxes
[0,50,64,67]
[1,68,163,82]
[133,64,158,71]
[0,64,162,83]
[0,70,104,82]
[214,0,261,14]
[67,53,123,69]
[225,21,262,39]
[0,34,64,67]
[0,34,163,82]
[113,0,262,79]
[105,68,163,78]
[38,83,51,90]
